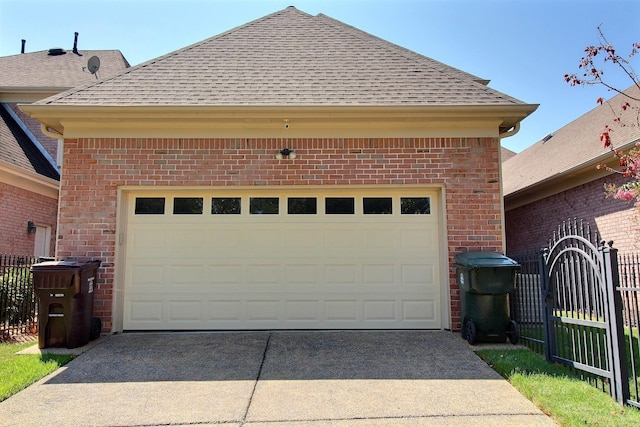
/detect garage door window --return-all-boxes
[173,197,203,214]
[250,197,279,214]
[325,197,354,214]
[212,198,241,215]
[288,197,317,214]
[135,197,165,215]
[363,197,392,214]
[401,197,431,215]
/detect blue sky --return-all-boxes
[1,0,638,153]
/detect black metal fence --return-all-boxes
[618,253,640,407]
[0,254,37,339]
[509,247,640,408]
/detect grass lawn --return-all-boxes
[0,341,73,402]
[477,348,640,427]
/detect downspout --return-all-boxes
[498,122,520,255]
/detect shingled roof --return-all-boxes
[0,104,59,180]
[34,7,528,108]
[0,49,130,89]
[503,84,640,199]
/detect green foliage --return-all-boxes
[0,342,73,402]
[0,266,35,326]
[477,348,640,427]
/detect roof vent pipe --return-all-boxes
[21,39,25,54]
[73,32,79,54]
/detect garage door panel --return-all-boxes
[362,264,396,286]
[205,265,243,285]
[131,228,166,251]
[324,264,358,286]
[127,300,163,323]
[168,301,202,322]
[403,300,438,321]
[285,265,319,287]
[130,264,165,290]
[401,264,435,287]
[123,189,443,330]
[285,300,320,321]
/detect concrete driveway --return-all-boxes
[0,331,555,426]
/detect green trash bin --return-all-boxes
[31,260,101,349]
[455,251,520,345]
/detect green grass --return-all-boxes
[477,348,640,427]
[0,341,73,402]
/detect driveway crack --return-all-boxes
[241,331,272,424]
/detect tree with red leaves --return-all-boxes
[565,26,640,206]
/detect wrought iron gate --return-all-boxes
[540,220,629,404]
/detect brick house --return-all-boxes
[21,7,536,333]
[504,85,640,255]
[0,43,129,257]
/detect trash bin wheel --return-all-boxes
[90,317,102,341]
[464,319,477,345]
[507,320,519,345]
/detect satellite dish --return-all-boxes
[87,56,100,75]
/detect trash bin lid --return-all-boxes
[31,260,101,271]
[454,251,519,268]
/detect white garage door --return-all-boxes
[122,188,442,330]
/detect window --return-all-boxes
[135,198,165,215]
[363,197,392,214]
[401,197,431,214]
[325,197,355,214]
[288,197,317,214]
[212,198,241,215]
[250,197,279,214]
[173,197,203,214]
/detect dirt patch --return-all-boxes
[0,331,38,344]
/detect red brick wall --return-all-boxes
[0,182,57,256]
[505,173,637,256]
[58,137,504,332]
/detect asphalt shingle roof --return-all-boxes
[503,85,640,196]
[0,49,130,89]
[0,104,59,180]
[35,7,529,107]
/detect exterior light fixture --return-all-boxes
[27,221,37,234]
[276,148,296,160]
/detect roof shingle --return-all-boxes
[503,85,640,196]
[0,49,130,89]
[0,104,59,180]
[36,7,529,107]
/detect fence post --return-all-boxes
[601,243,630,405]
[539,248,553,361]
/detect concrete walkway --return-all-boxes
[0,331,555,426]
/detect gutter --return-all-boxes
[498,122,520,139]
[504,138,640,210]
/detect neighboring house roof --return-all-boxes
[503,85,640,209]
[23,7,536,139]
[0,104,59,180]
[0,49,130,93]
[0,46,130,180]
[501,146,517,162]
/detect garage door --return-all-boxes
[122,188,442,330]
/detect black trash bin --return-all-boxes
[31,260,101,349]
[455,251,519,345]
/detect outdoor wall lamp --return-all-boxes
[27,221,36,234]
[275,148,296,160]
